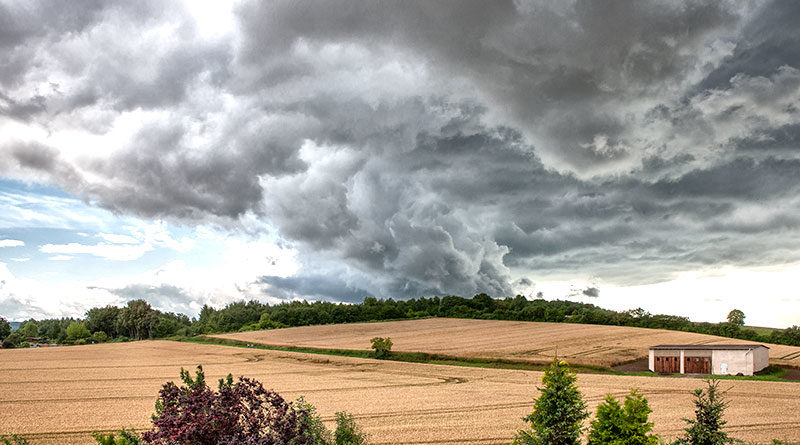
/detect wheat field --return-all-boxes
[215,318,800,367]
[1,340,800,444]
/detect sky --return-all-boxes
[1,1,800,327]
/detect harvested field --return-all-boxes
[215,318,800,368]
[2,340,800,444]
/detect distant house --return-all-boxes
[649,344,769,376]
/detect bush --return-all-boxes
[92,331,109,343]
[673,379,736,445]
[93,429,141,445]
[141,366,315,444]
[333,412,368,445]
[295,396,332,445]
[370,337,392,359]
[587,389,659,444]
[514,357,588,445]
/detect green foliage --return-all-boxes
[2,331,22,349]
[85,305,122,338]
[587,389,659,445]
[0,316,10,340]
[117,300,158,340]
[514,357,588,445]
[676,379,736,445]
[18,320,38,338]
[0,434,29,445]
[295,396,333,445]
[66,321,91,340]
[334,412,368,445]
[370,337,392,359]
[726,310,745,327]
[92,331,109,343]
[92,429,141,445]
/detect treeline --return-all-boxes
[194,294,800,347]
[2,293,800,348]
[0,300,190,348]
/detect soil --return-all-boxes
[782,366,800,381]
[612,358,652,373]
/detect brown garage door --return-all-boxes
[654,355,680,373]
[685,356,711,374]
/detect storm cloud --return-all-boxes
[2,0,800,304]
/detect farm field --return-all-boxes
[215,318,800,368]
[2,340,800,444]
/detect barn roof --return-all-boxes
[650,344,769,350]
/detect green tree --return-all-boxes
[66,321,91,341]
[587,389,659,445]
[2,331,22,349]
[726,309,745,327]
[19,320,39,338]
[86,305,122,338]
[370,337,392,359]
[0,316,11,340]
[676,379,736,445]
[514,358,588,445]
[117,300,158,340]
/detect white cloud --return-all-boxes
[0,239,24,247]
[41,242,153,261]
[97,233,140,244]
[48,255,73,261]
[10,258,29,262]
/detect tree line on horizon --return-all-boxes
[2,294,800,349]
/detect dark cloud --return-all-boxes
[697,1,800,91]
[582,287,600,298]
[259,275,373,303]
[106,284,198,316]
[3,0,800,306]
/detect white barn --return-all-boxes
[649,344,769,376]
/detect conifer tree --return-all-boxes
[514,357,588,445]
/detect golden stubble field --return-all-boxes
[215,318,800,368]
[1,340,800,444]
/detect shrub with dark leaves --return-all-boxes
[141,366,314,445]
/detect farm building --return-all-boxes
[649,344,769,376]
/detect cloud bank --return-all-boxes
[2,0,800,316]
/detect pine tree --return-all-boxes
[676,379,737,445]
[514,357,588,445]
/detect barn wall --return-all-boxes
[684,349,712,357]
[648,350,654,372]
[713,350,751,376]
[654,349,680,356]
[753,347,769,372]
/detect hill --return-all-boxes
[214,318,800,368]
